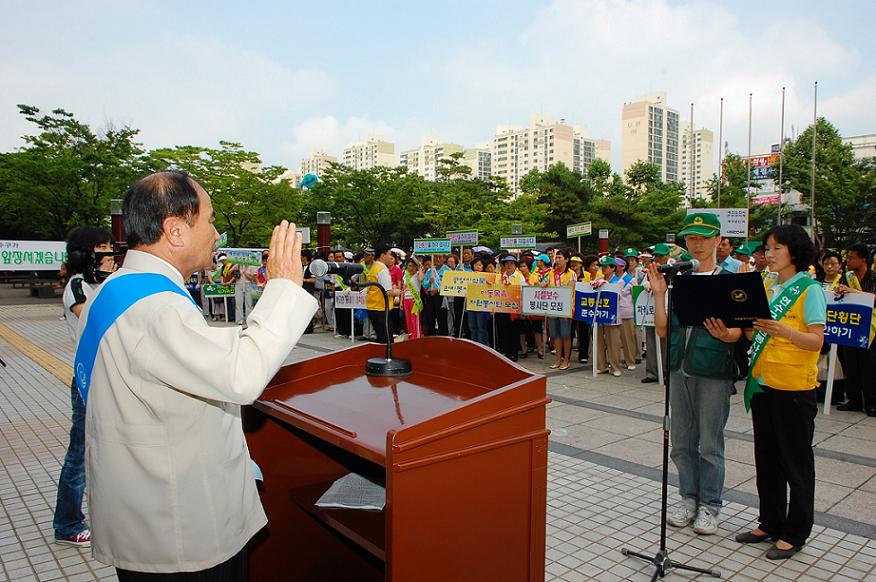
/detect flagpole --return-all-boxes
[747,93,752,240]
[689,102,695,201]
[811,81,818,241]
[778,86,785,225]
[717,98,723,207]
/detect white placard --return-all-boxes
[0,240,67,271]
[521,286,574,318]
[686,208,748,238]
[334,289,367,309]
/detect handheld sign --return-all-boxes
[413,238,452,255]
[446,230,479,245]
[224,249,262,267]
[823,290,874,349]
[335,289,368,309]
[440,271,496,297]
[466,284,521,314]
[686,208,748,238]
[566,222,592,238]
[632,285,655,327]
[203,284,236,297]
[500,236,536,250]
[521,286,574,318]
[573,282,620,325]
[0,240,67,271]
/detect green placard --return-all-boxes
[566,222,592,238]
[203,284,236,297]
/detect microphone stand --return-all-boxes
[621,268,721,580]
[351,279,412,377]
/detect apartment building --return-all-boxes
[621,91,680,183]
[343,137,396,170]
[300,150,337,177]
[680,124,714,200]
[462,148,492,181]
[491,115,575,195]
[572,127,611,175]
[399,139,464,181]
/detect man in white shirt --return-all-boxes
[79,171,317,580]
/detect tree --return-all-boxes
[0,105,144,239]
[436,151,472,182]
[624,161,661,192]
[519,163,592,240]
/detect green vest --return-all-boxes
[667,269,738,379]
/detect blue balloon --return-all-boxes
[300,173,319,190]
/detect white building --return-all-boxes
[491,115,576,195]
[680,124,714,200]
[300,150,337,178]
[621,91,680,183]
[462,148,492,181]
[843,134,876,162]
[343,137,396,170]
[399,139,464,181]
[572,126,611,176]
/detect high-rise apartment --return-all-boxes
[343,137,396,170]
[399,139,464,181]
[462,148,492,181]
[680,124,714,200]
[621,92,680,183]
[572,127,611,175]
[300,150,337,178]
[491,115,576,195]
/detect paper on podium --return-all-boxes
[315,473,386,511]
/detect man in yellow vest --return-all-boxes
[365,244,401,344]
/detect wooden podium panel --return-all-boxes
[245,337,549,581]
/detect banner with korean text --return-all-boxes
[413,238,452,255]
[334,289,368,309]
[521,286,574,318]
[0,240,67,271]
[823,290,874,349]
[440,271,496,297]
[466,284,522,314]
[632,286,656,327]
[203,284,236,297]
[573,282,620,325]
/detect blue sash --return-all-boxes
[73,273,196,405]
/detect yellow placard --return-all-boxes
[440,271,497,297]
[466,283,522,314]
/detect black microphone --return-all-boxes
[658,258,700,274]
[309,259,364,278]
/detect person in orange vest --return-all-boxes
[365,244,401,344]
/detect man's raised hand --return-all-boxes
[267,221,304,286]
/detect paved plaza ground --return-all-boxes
[2,292,876,580]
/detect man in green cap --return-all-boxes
[640,243,671,383]
[646,212,742,536]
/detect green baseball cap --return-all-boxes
[678,212,722,238]
[734,242,754,257]
[680,251,693,261]
[652,243,671,256]
[624,247,638,257]
[598,255,617,267]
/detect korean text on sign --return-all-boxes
[521,286,573,318]
[413,238,452,255]
[572,282,620,325]
[466,284,522,314]
[440,271,496,297]
[823,289,874,349]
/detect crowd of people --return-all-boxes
[53,168,876,573]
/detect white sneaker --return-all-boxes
[611,370,622,377]
[627,364,637,371]
[692,507,718,535]
[667,503,696,527]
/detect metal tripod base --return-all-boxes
[621,547,721,581]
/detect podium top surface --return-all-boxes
[257,337,541,461]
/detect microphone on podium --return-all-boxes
[658,258,700,274]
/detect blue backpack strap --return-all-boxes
[73,273,197,405]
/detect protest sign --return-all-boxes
[521,286,574,318]
[334,289,368,309]
[223,249,262,267]
[466,284,521,314]
[203,284,235,297]
[500,236,537,250]
[0,240,66,271]
[823,290,875,349]
[446,230,479,245]
[573,282,620,325]
[440,271,496,297]
[413,238,452,255]
[686,208,748,238]
[298,227,311,245]
[566,222,592,238]
[632,285,656,327]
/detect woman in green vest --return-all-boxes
[735,224,826,560]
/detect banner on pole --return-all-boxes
[222,249,263,267]
[334,289,368,309]
[298,227,311,245]
[500,236,536,250]
[413,238,452,255]
[466,284,521,314]
[521,286,574,318]
[203,284,236,297]
[632,285,656,327]
[439,271,496,297]
[446,230,479,245]
[566,222,592,238]
[0,240,67,271]
[823,290,875,349]
[573,282,620,325]
[686,208,748,238]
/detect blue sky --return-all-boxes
[1,0,873,173]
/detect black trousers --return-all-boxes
[335,307,351,336]
[495,313,520,359]
[421,291,437,336]
[452,296,467,338]
[117,546,247,581]
[368,309,391,344]
[751,386,817,547]
[576,321,591,360]
[843,343,876,408]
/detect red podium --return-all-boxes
[244,337,549,581]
